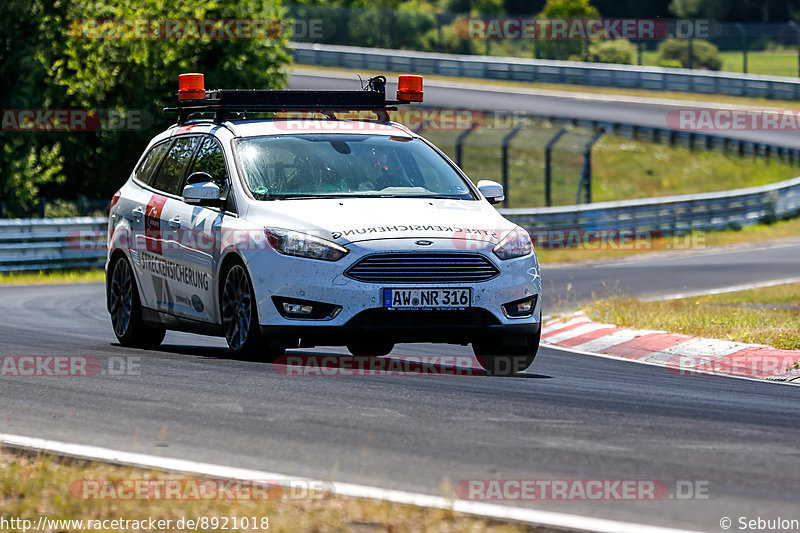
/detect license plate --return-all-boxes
[383,288,471,310]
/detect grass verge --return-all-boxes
[640,50,800,79]
[0,447,533,533]
[0,269,105,285]
[421,125,799,209]
[536,215,800,264]
[585,282,800,351]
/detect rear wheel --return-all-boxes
[346,343,395,356]
[221,261,283,360]
[473,320,541,376]
[109,256,166,348]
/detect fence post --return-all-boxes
[38,197,46,218]
[576,130,604,204]
[78,196,89,216]
[735,23,748,74]
[501,125,525,208]
[544,128,568,207]
[455,122,479,169]
[339,6,349,46]
[792,22,800,78]
[436,13,443,53]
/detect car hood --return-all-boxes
[243,197,516,245]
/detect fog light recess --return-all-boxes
[273,297,341,320]
[502,295,537,318]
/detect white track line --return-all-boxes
[0,432,701,533]
[643,276,800,301]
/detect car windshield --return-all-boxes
[236,134,475,200]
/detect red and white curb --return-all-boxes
[542,313,800,383]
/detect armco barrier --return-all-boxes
[291,42,800,100]
[0,217,106,273]
[499,176,800,233]
[2,177,800,272]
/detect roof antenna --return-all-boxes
[365,76,386,97]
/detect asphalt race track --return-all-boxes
[2,245,799,532]
[2,77,799,532]
[290,71,800,149]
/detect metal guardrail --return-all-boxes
[3,178,800,272]
[291,42,800,100]
[0,217,106,273]
[499,176,800,235]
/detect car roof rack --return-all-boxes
[164,73,423,125]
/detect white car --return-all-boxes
[106,73,542,374]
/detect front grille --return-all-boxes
[345,253,499,283]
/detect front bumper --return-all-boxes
[244,237,542,347]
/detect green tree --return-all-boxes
[1,0,290,216]
[584,38,636,64]
[536,0,600,60]
[0,0,66,216]
[668,0,728,20]
[656,38,722,70]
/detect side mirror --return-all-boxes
[183,172,222,207]
[477,180,504,205]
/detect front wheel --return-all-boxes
[109,256,166,348]
[473,322,541,376]
[221,261,283,360]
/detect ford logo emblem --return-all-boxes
[415,240,433,246]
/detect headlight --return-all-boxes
[493,228,533,260]
[265,229,349,261]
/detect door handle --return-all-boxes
[131,206,144,221]
[168,215,181,227]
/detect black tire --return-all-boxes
[109,256,166,348]
[346,343,395,356]
[473,320,541,376]
[220,260,283,361]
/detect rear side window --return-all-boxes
[134,141,171,186]
[188,137,230,199]
[151,136,200,195]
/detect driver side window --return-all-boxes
[151,137,200,195]
[188,137,230,199]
